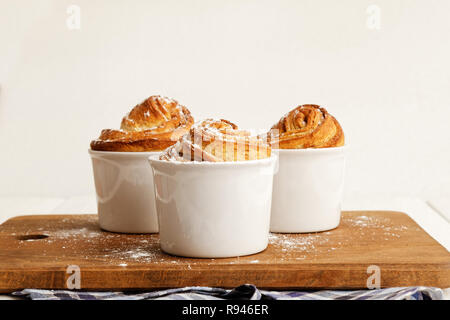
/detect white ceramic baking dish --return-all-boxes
[149,155,277,258]
[270,146,346,233]
[89,150,160,233]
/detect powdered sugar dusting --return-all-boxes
[10,213,412,267]
[269,232,332,260]
[346,215,409,239]
[107,248,156,263]
[267,214,410,260]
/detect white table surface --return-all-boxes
[0,195,449,300]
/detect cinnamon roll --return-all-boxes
[90,95,194,152]
[160,119,271,162]
[267,105,344,149]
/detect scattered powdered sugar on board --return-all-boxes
[269,232,332,260]
[51,227,103,239]
[12,213,411,266]
[345,215,408,239]
[267,214,410,260]
[13,216,167,265]
[105,248,157,263]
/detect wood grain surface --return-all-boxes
[0,211,449,292]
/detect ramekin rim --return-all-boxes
[272,145,348,153]
[88,149,162,156]
[148,153,278,167]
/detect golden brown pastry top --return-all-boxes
[267,104,344,149]
[90,95,194,152]
[160,119,271,162]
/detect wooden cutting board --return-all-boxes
[0,211,449,293]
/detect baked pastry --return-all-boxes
[160,119,271,162]
[90,95,194,152]
[267,104,344,149]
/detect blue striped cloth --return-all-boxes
[13,285,444,300]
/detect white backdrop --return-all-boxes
[1,0,449,203]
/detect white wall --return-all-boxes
[1,0,449,202]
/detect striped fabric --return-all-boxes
[13,285,444,300]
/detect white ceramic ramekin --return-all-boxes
[270,146,346,233]
[89,150,160,233]
[148,155,277,258]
